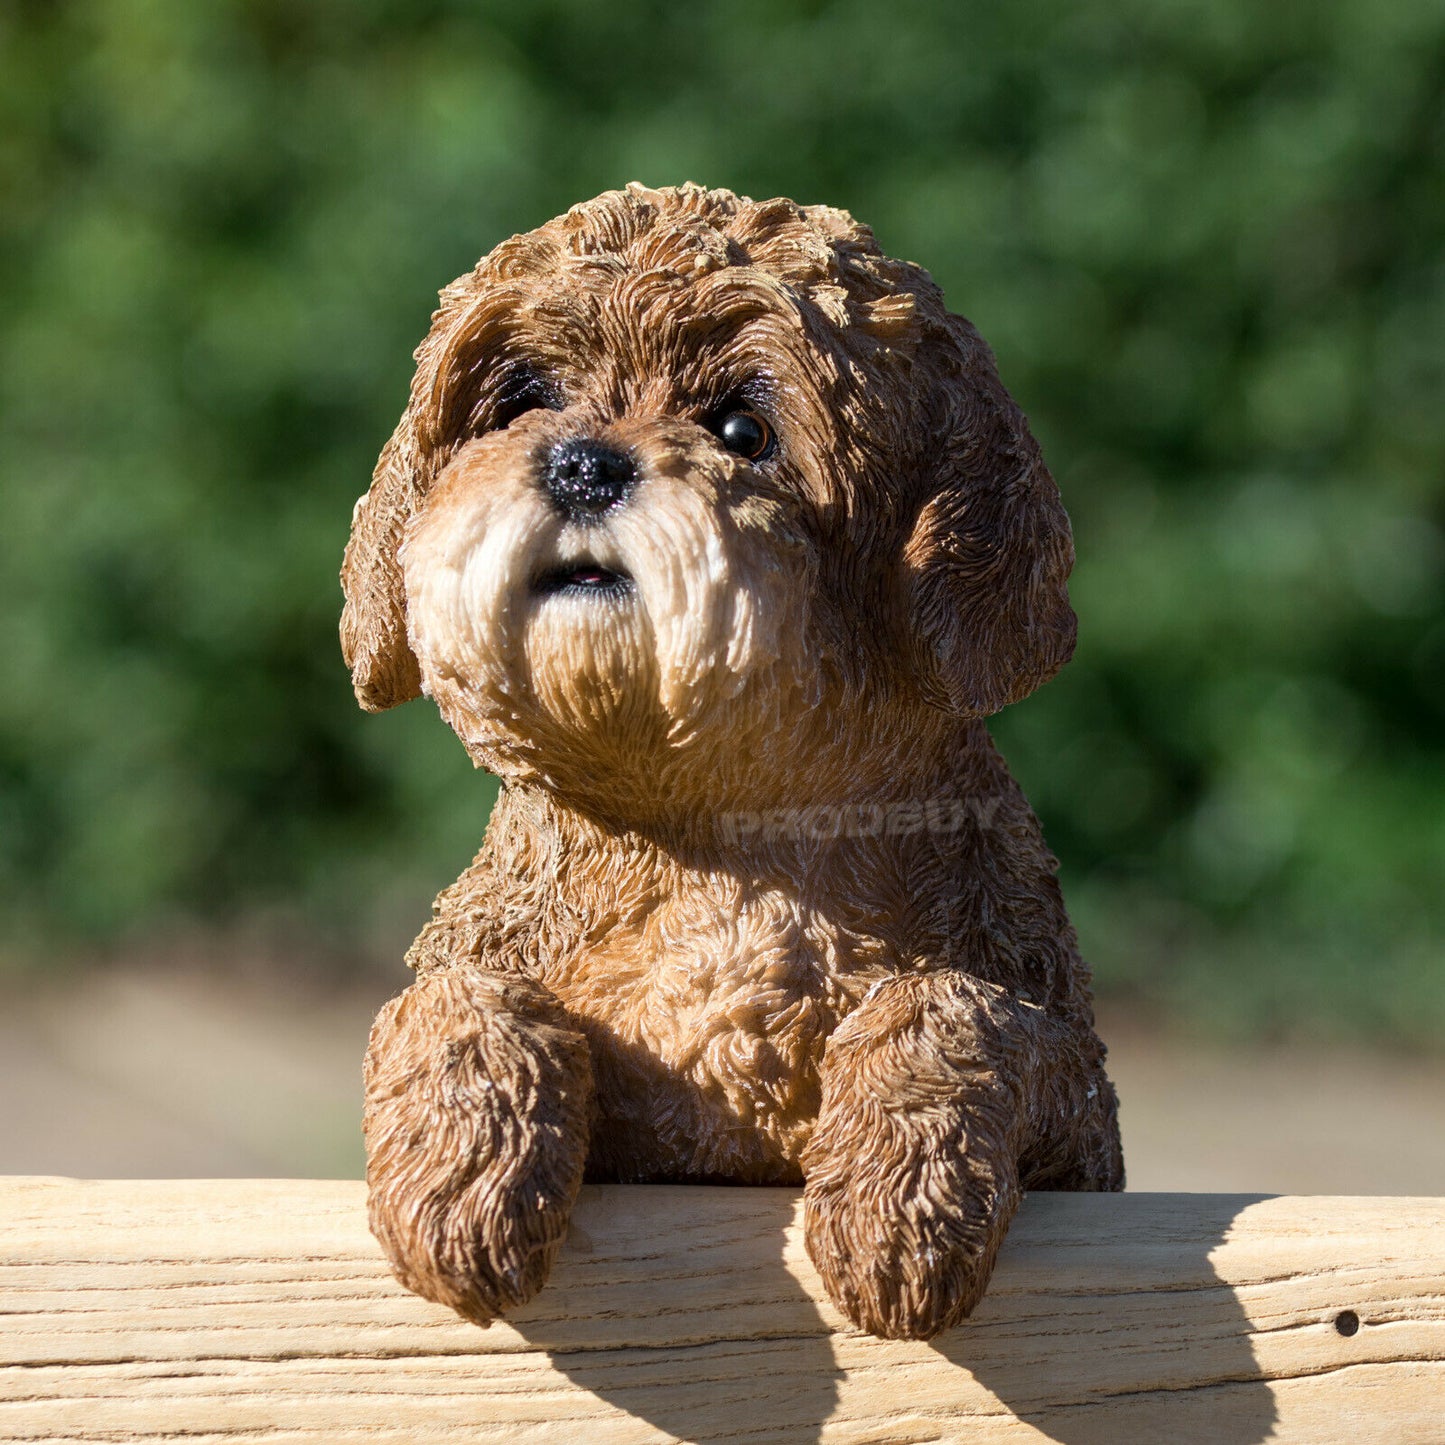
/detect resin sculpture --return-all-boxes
[342,183,1123,1341]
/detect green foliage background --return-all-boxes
[2,0,1442,1041]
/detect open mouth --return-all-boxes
[531,561,635,597]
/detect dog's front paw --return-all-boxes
[801,973,1029,1339]
[802,1153,1017,1340]
[363,968,594,1326]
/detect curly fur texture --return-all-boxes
[342,183,1123,1340]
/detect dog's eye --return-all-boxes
[487,369,559,432]
[713,409,776,462]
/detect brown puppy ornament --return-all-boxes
[342,183,1123,1341]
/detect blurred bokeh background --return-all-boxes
[2,0,1442,1183]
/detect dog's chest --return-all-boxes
[539,869,900,1176]
[552,879,893,1047]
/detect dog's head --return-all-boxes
[341,184,1074,812]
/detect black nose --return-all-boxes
[542,439,636,518]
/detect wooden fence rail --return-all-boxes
[1,1178,1442,1443]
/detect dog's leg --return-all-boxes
[802,970,1112,1340]
[363,965,594,1326]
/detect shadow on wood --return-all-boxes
[514,1184,844,1442]
[931,1194,1276,1444]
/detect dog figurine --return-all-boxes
[342,183,1123,1341]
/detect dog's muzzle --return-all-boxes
[542,438,636,520]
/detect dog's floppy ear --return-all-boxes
[903,316,1076,718]
[340,419,427,711]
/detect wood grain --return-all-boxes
[1,1179,1441,1443]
